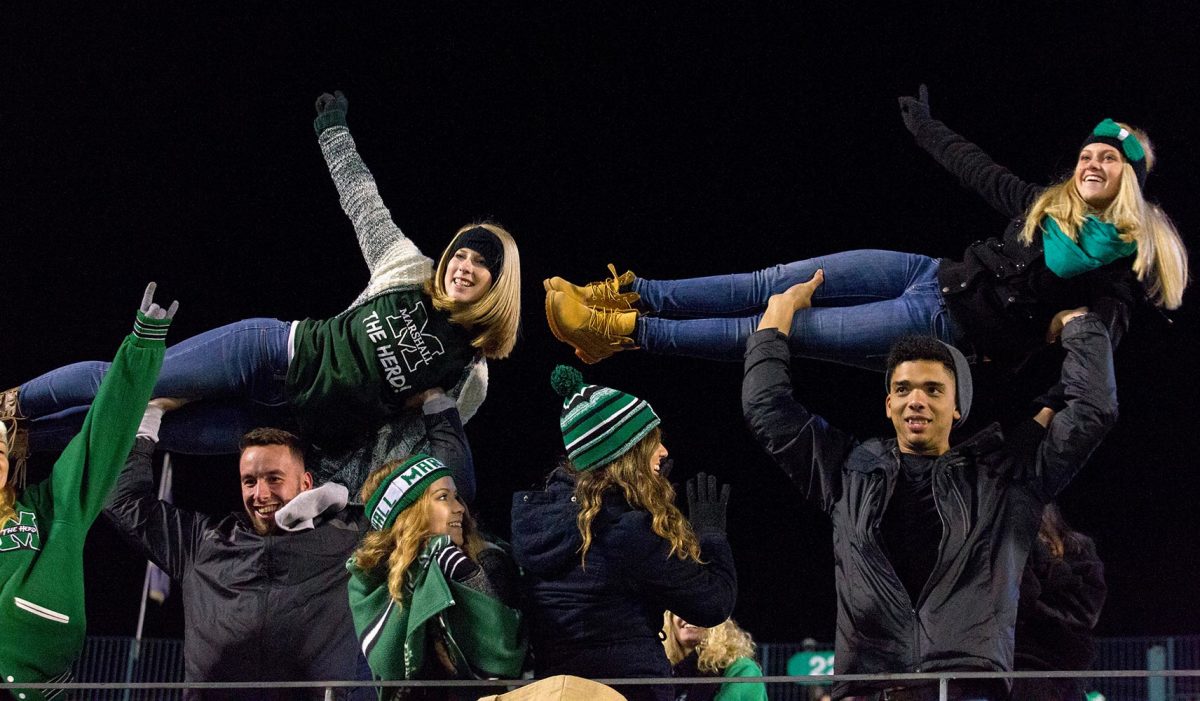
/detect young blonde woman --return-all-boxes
[545,85,1186,378]
[1,284,174,701]
[662,612,767,701]
[511,366,737,701]
[349,453,524,700]
[4,91,521,475]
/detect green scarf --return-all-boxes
[347,535,526,684]
[1041,215,1137,278]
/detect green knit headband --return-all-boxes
[1083,118,1147,188]
[364,454,452,531]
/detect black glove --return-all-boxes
[898,83,931,136]
[686,472,731,535]
[657,457,675,480]
[435,544,481,583]
[313,90,349,135]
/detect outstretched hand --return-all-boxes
[140,282,179,320]
[756,269,824,335]
[686,472,731,535]
[1045,306,1089,344]
[148,397,191,413]
[315,90,348,116]
[898,83,931,135]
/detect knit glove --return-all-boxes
[658,457,675,480]
[139,282,179,321]
[898,83,931,136]
[434,543,482,583]
[313,90,349,135]
[686,472,731,535]
[133,282,178,342]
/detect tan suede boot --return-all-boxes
[543,264,640,311]
[545,290,638,364]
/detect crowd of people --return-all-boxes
[0,84,1186,701]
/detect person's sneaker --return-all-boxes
[545,290,638,364]
[543,264,639,311]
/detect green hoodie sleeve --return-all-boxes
[28,312,168,528]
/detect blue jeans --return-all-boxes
[22,318,291,454]
[633,250,956,371]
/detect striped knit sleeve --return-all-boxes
[132,310,172,341]
[317,125,433,301]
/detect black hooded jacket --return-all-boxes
[909,114,1144,369]
[511,471,736,696]
[742,315,1117,698]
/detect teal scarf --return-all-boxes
[1042,215,1137,278]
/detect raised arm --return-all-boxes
[313,91,433,295]
[631,475,737,627]
[416,388,476,504]
[103,425,206,579]
[742,272,853,511]
[899,84,1042,220]
[1031,312,1119,498]
[33,285,174,529]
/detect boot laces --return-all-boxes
[585,264,637,306]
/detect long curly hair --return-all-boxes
[428,221,522,359]
[1019,122,1188,309]
[572,429,701,566]
[662,611,757,674]
[352,460,485,605]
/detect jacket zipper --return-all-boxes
[866,467,923,672]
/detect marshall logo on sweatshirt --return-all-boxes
[0,511,41,552]
[361,302,446,394]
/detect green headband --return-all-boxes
[364,454,452,531]
[1083,118,1147,188]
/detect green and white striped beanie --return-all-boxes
[551,365,660,472]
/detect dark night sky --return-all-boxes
[4,4,1198,644]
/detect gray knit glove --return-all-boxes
[314,90,349,135]
[898,83,931,136]
[139,282,179,320]
[133,282,178,341]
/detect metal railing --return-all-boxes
[52,634,1200,701]
[9,671,1200,701]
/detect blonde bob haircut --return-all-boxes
[662,611,758,674]
[428,222,522,359]
[1020,122,1188,309]
[572,428,702,566]
[352,459,485,606]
